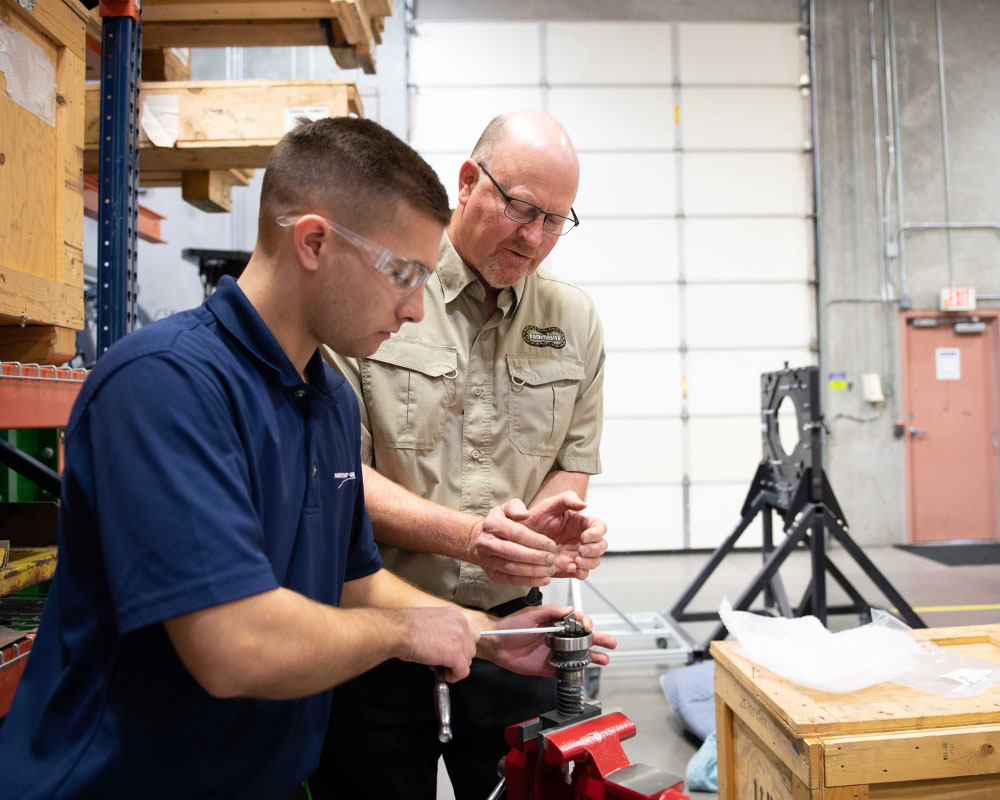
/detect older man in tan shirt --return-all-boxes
[315,110,609,800]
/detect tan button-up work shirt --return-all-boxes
[325,235,604,609]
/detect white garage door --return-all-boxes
[409,20,816,551]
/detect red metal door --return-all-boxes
[903,315,1000,543]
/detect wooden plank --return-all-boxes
[711,630,1000,737]
[83,80,364,174]
[716,665,814,788]
[868,773,1000,799]
[717,697,735,800]
[733,715,798,800]
[332,0,371,45]
[182,170,233,213]
[366,0,392,15]
[0,267,84,330]
[143,19,328,48]
[56,45,85,292]
[826,788,870,800]
[824,725,1000,787]
[141,47,191,81]
[0,547,57,596]
[142,0,339,22]
[0,325,77,365]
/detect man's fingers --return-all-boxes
[500,498,530,520]
[481,520,557,556]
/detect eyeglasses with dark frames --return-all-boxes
[477,162,579,236]
[276,214,433,294]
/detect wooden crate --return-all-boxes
[83,78,363,177]
[0,0,87,365]
[712,624,1000,799]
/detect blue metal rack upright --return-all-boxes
[96,0,142,357]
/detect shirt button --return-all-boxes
[311,463,318,477]
[472,387,483,397]
[294,389,306,399]
[471,449,482,460]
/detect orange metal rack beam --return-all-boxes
[0,363,89,430]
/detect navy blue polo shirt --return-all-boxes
[0,277,382,799]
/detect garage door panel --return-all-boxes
[588,284,680,351]
[549,88,674,150]
[604,351,682,418]
[686,348,815,415]
[586,483,685,551]
[689,416,762,482]
[576,153,676,216]
[682,87,806,150]
[679,23,804,85]
[410,22,541,85]
[600,418,683,483]
[548,22,673,85]
[689,483,763,548]
[686,284,814,349]
[547,219,679,285]
[683,153,810,216]
[684,218,812,282]
[409,87,545,152]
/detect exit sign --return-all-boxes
[939,287,976,311]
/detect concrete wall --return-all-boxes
[816,0,1000,545]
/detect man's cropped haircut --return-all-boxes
[258,116,451,252]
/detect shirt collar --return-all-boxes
[207,276,333,397]
[436,234,526,313]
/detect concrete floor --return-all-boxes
[436,545,1000,799]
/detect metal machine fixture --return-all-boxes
[438,613,689,800]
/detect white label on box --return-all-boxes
[935,348,961,381]
[0,20,56,126]
[284,106,330,132]
[141,95,180,147]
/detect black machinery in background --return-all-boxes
[668,364,925,658]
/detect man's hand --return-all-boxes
[467,492,608,585]
[475,604,616,677]
[466,506,559,587]
[395,606,479,682]
[509,491,608,579]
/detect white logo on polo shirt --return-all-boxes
[335,471,356,489]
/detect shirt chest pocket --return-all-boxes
[506,354,585,457]
[361,340,458,451]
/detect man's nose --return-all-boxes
[397,285,426,324]
[517,215,546,247]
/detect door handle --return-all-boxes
[909,426,927,437]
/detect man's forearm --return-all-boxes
[529,470,590,507]
[165,586,420,700]
[362,464,481,562]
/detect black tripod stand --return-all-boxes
[667,365,925,658]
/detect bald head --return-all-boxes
[471,110,579,181]
[450,111,580,291]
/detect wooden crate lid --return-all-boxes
[711,624,1000,736]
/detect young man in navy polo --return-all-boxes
[0,117,613,800]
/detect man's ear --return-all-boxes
[292,216,329,274]
[456,159,480,207]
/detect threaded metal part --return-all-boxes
[557,680,585,715]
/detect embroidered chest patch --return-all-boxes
[522,325,567,349]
